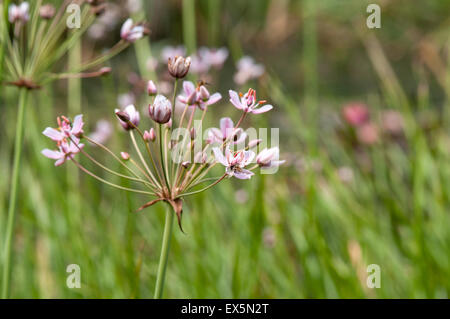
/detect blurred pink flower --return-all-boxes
[120,18,144,42]
[213,147,255,179]
[229,88,273,114]
[89,120,112,145]
[9,2,29,23]
[342,103,370,127]
[234,56,265,85]
[161,45,186,62]
[381,110,404,135]
[202,47,229,69]
[118,93,135,108]
[357,123,379,145]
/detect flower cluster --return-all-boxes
[2,2,146,90]
[42,56,284,230]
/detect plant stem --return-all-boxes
[2,88,28,298]
[154,206,174,299]
[182,0,197,55]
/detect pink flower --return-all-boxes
[342,103,370,127]
[115,104,140,130]
[229,88,273,114]
[213,147,255,179]
[209,117,247,145]
[256,147,285,169]
[234,56,264,85]
[41,137,84,167]
[178,81,221,110]
[9,2,29,23]
[42,115,84,142]
[120,18,144,42]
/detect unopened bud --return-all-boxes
[248,139,262,149]
[168,56,191,79]
[149,95,172,124]
[147,80,157,96]
[120,152,130,160]
[182,161,190,169]
[115,111,130,123]
[143,128,156,142]
[190,128,196,140]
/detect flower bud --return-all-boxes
[182,161,190,169]
[115,111,130,123]
[115,104,140,130]
[248,139,262,149]
[190,128,196,140]
[149,95,172,124]
[168,56,191,79]
[39,4,55,19]
[147,80,157,96]
[120,152,130,160]
[148,127,156,142]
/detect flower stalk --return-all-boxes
[2,88,28,298]
[154,206,175,299]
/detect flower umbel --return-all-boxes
[42,60,283,231]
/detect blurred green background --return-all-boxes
[1,0,450,298]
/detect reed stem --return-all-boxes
[2,88,28,298]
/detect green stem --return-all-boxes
[2,88,28,298]
[154,206,174,299]
[182,0,197,54]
